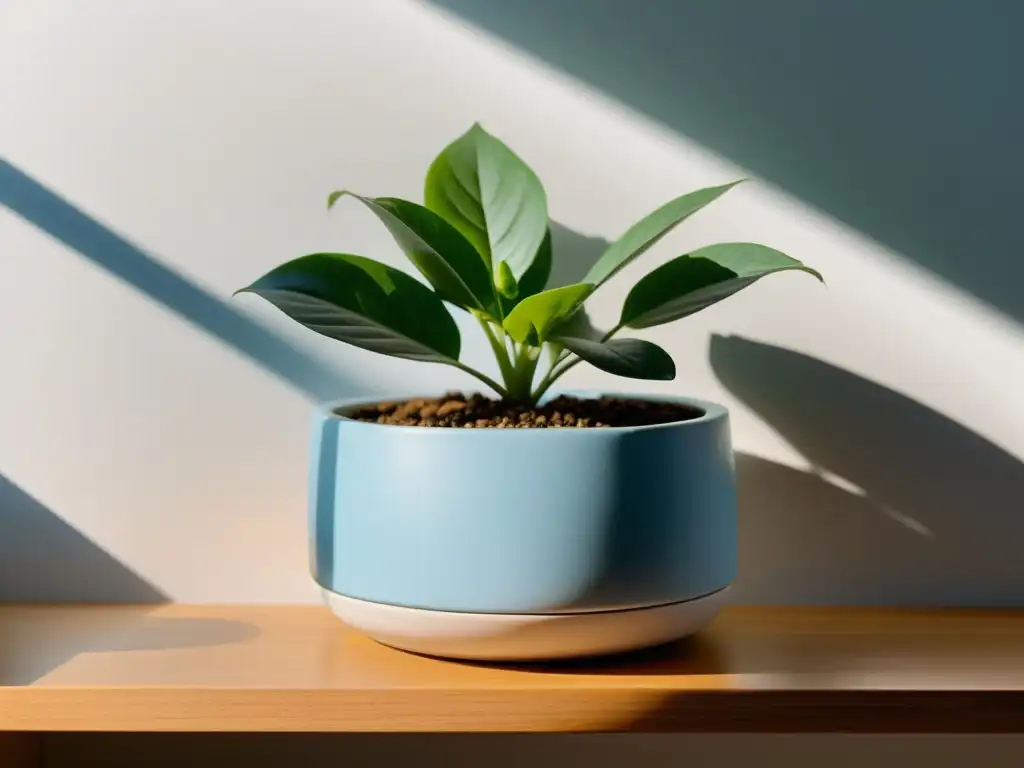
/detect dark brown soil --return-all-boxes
[346,393,703,429]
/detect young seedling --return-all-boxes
[237,124,821,405]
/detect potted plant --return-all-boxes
[236,124,821,661]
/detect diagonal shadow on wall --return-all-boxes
[0,473,165,603]
[428,0,1024,324]
[0,158,368,403]
[0,158,371,602]
[710,335,1024,606]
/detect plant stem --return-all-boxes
[451,361,508,399]
[513,345,541,400]
[531,355,580,403]
[494,342,532,402]
[600,323,624,343]
[478,317,516,390]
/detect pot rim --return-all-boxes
[315,389,728,435]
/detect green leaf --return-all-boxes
[620,243,823,329]
[556,336,676,381]
[503,283,593,345]
[329,192,497,316]
[236,253,460,362]
[425,123,548,281]
[326,190,345,209]
[584,180,745,288]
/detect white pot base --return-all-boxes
[321,587,730,661]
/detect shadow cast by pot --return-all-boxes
[429,1,1024,324]
[711,335,1024,605]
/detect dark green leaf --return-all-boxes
[516,226,551,298]
[503,283,593,344]
[329,192,497,316]
[620,243,823,329]
[237,253,460,362]
[424,123,548,281]
[556,336,676,381]
[584,180,744,288]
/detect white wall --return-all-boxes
[3,0,1023,605]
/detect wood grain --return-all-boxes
[3,605,1024,733]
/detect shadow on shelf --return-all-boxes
[460,632,727,677]
[0,473,259,683]
[0,606,259,686]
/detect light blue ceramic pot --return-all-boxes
[309,391,737,623]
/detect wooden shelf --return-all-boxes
[3,604,1024,733]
